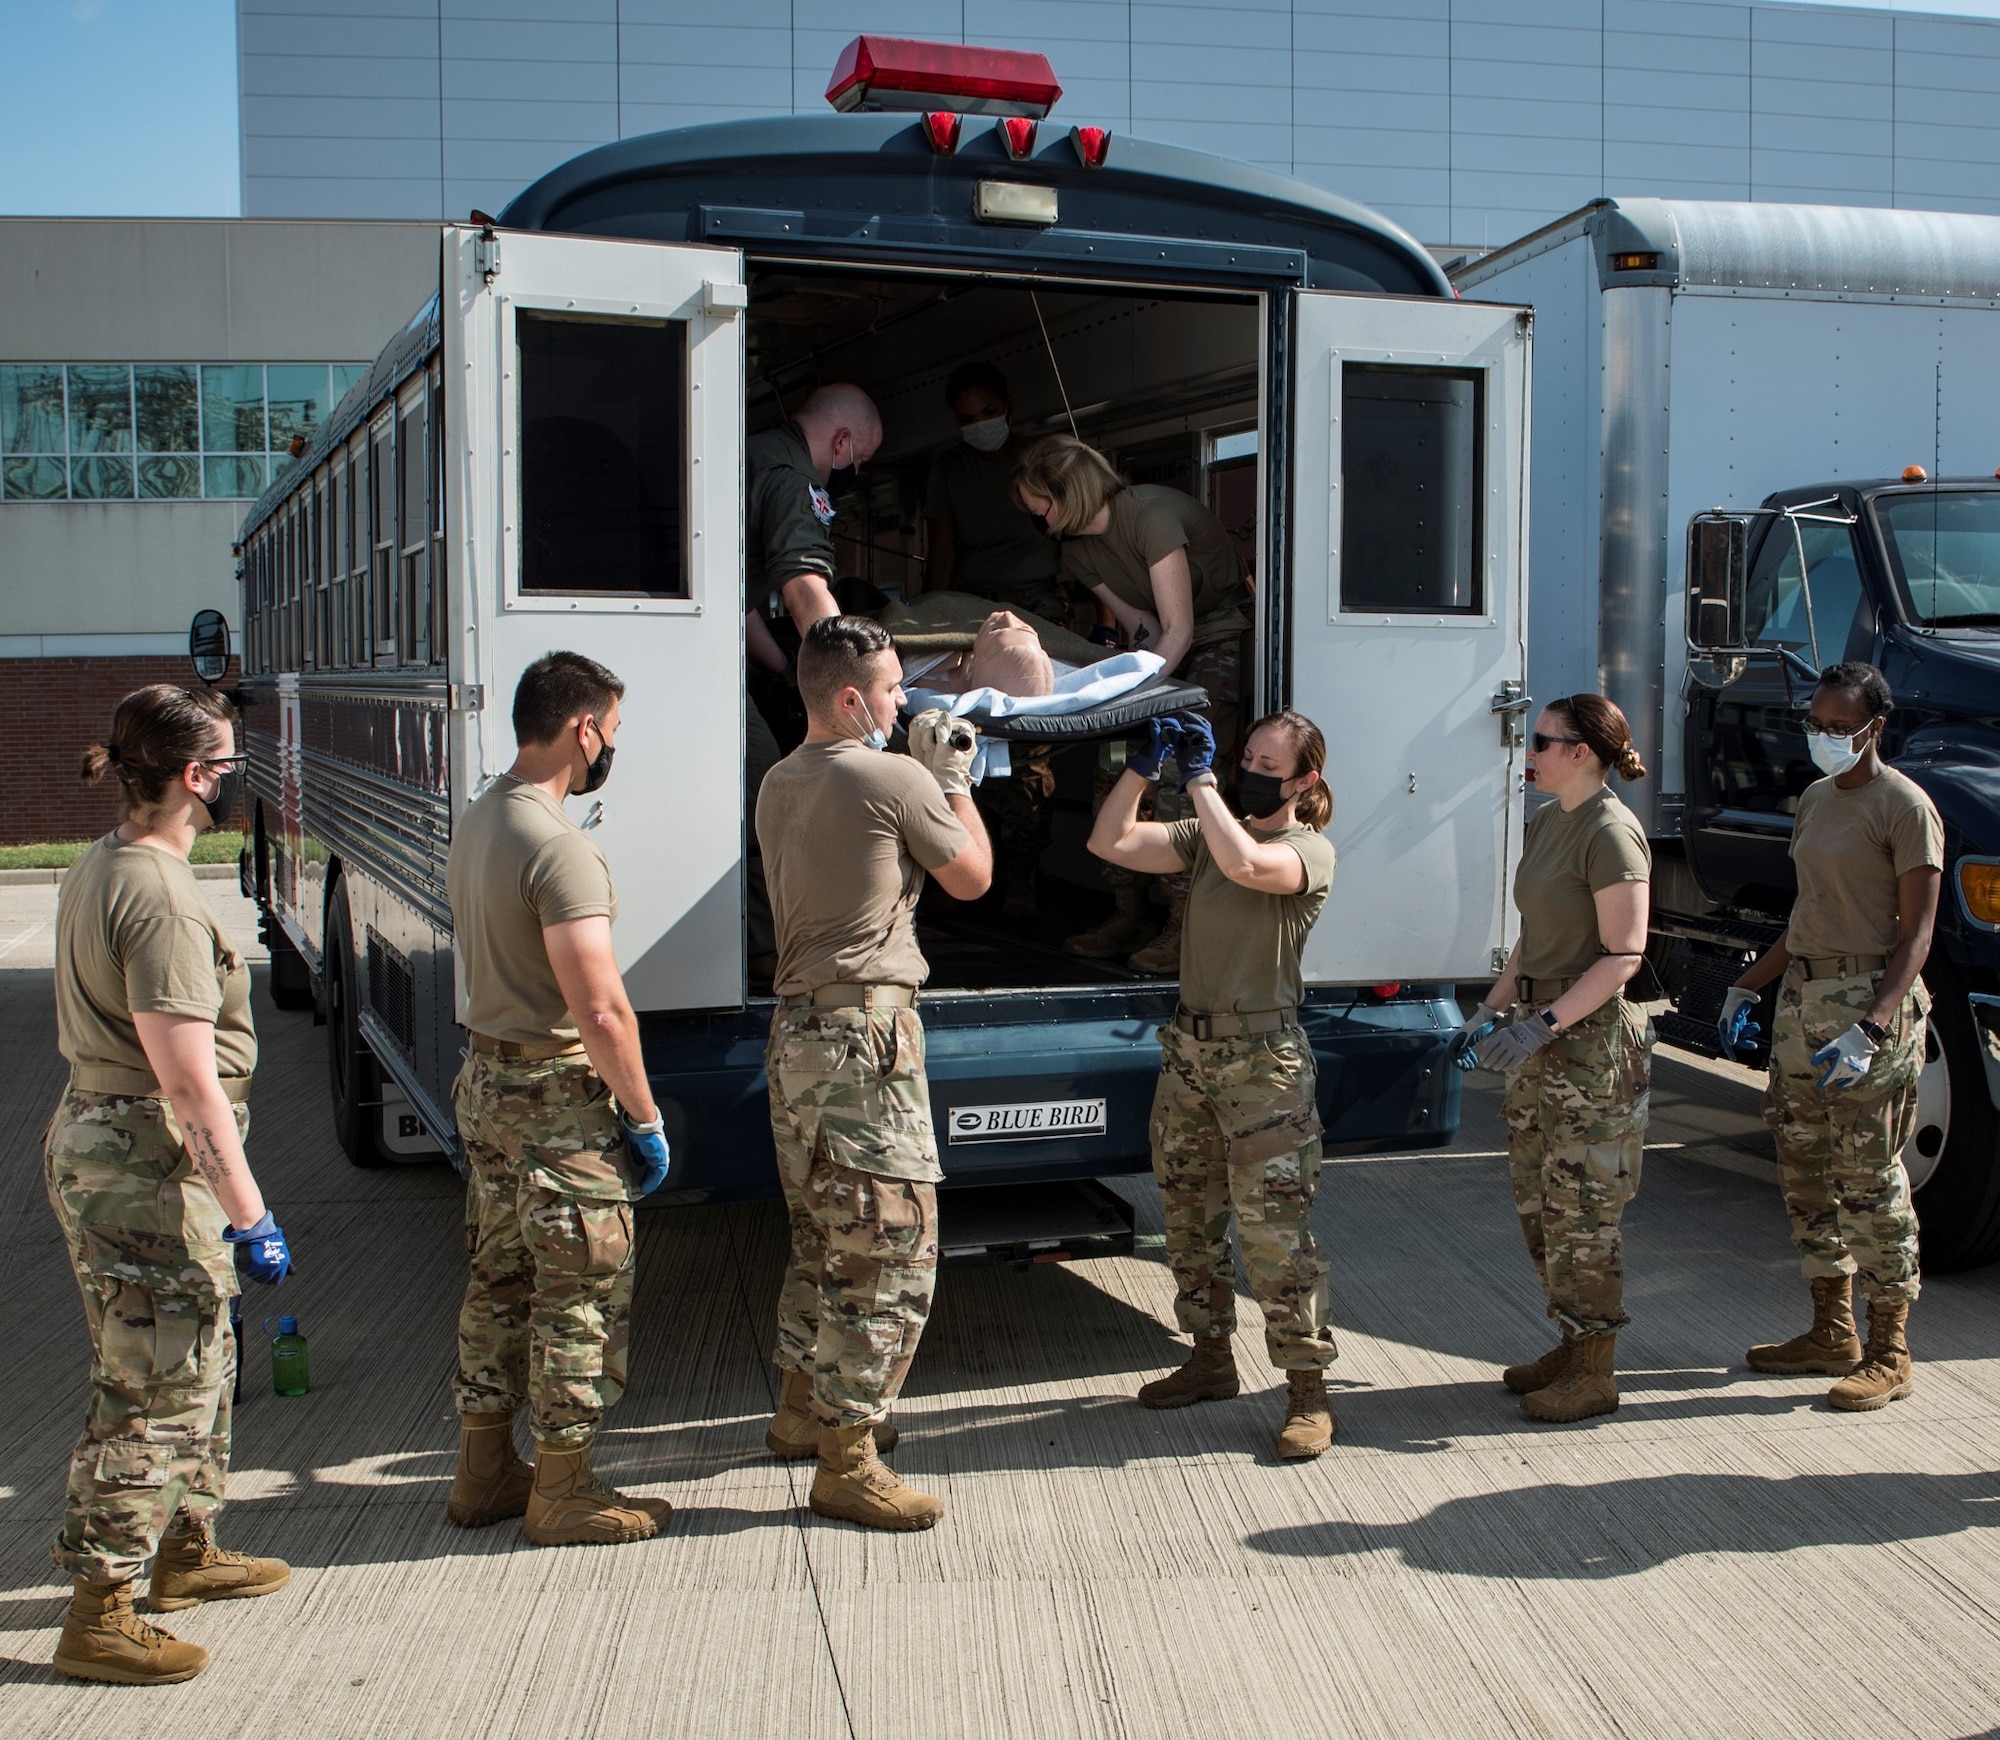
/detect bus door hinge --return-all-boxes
[449,683,485,711]
[475,231,501,283]
[1489,680,1531,747]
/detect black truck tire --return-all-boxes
[325,882,388,1169]
[1911,954,2000,1272]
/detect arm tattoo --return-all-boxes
[184,1122,234,1191]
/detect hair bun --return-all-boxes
[1616,746,1648,782]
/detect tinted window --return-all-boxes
[1745,519,1871,663]
[1340,366,1481,614]
[517,311,687,597]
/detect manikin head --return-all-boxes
[963,610,1053,697]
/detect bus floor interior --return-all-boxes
[744,265,1262,992]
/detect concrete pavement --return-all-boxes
[1,883,1996,1739]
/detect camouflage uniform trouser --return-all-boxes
[980,742,1056,883]
[1762,965,1926,1306]
[44,1088,243,1583]
[1503,999,1653,1338]
[766,1003,941,1430]
[1099,625,1249,902]
[1148,1021,1337,1369]
[454,1051,636,1449]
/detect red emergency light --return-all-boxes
[921,111,962,155]
[1071,125,1112,169]
[999,115,1038,160]
[826,36,1063,118]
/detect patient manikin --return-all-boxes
[928,610,1056,697]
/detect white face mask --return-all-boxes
[845,696,888,752]
[1808,728,1866,777]
[960,416,1011,453]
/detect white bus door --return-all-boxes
[1289,293,1530,987]
[444,225,748,1011]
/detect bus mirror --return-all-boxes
[189,608,232,684]
[1686,513,1749,650]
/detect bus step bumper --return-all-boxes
[938,1179,1136,1268]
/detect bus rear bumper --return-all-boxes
[637,986,1462,1206]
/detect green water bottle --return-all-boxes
[264,1314,310,1396]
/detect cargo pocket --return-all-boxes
[1228,1110,1321,1223]
[530,1194,634,1281]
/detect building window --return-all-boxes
[0,362,369,501]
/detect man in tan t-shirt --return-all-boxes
[442,651,672,1549]
[755,615,991,1532]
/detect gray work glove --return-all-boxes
[1475,1009,1559,1074]
[907,708,979,798]
[1450,1002,1505,1072]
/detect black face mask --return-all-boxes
[827,463,857,495]
[200,769,240,831]
[1230,768,1290,820]
[576,736,615,796]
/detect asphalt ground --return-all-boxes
[2,882,1997,1738]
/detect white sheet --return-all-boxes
[902,651,1166,785]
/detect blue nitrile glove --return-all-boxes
[1087,622,1121,648]
[1718,986,1762,1058]
[1475,1010,1559,1074]
[1812,1025,1878,1092]
[223,1212,292,1286]
[1175,713,1217,790]
[621,1111,671,1196]
[1450,1003,1504,1072]
[1125,716,1180,783]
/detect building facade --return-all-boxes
[0,220,435,842]
[238,0,2000,250]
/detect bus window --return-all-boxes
[428,366,445,658]
[398,394,427,663]
[1339,366,1482,615]
[371,419,395,664]
[516,310,688,598]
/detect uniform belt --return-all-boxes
[69,1065,253,1103]
[1792,954,1888,981]
[468,1032,588,1061]
[780,983,918,1011]
[1515,974,1582,1006]
[1173,1005,1295,1041]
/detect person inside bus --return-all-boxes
[922,362,1065,920]
[1721,661,1942,1412]
[745,384,885,976]
[444,652,673,1550]
[1012,435,1252,972]
[1088,707,1340,1458]
[47,684,294,1686]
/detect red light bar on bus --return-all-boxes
[826,36,1063,118]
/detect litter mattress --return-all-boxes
[922,675,1211,741]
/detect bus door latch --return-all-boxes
[1489,681,1531,747]
[449,684,485,712]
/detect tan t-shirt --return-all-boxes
[1166,818,1337,1013]
[756,740,968,996]
[1060,486,1249,659]
[1787,766,1944,959]
[1513,787,1651,982]
[447,780,617,1046]
[55,834,256,1086]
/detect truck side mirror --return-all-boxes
[189,608,232,684]
[1686,513,1749,649]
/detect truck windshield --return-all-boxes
[1876,491,2000,628]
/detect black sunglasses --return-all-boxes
[1531,733,1583,753]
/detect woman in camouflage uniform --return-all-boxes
[1013,436,1253,974]
[1722,662,1942,1412]
[44,685,294,1685]
[1090,709,1340,1459]
[1460,694,1654,1425]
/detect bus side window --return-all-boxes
[516,310,689,599]
[398,392,427,664]
[350,431,371,666]
[428,366,445,660]
[371,418,395,665]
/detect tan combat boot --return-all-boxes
[1275,1369,1336,1459]
[1503,1329,1574,1396]
[1065,883,1156,960]
[445,1410,534,1528]
[1125,889,1187,975]
[809,1423,944,1531]
[522,1440,672,1546]
[1136,1334,1240,1409]
[54,1579,209,1685]
[148,1519,290,1611]
[1828,1296,1915,1412]
[766,1369,896,1459]
[1521,1331,1618,1423]
[1747,1275,1864,1376]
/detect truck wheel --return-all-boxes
[267,929,315,1012]
[325,883,388,1169]
[1910,956,2000,1272]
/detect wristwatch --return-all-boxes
[1857,1018,1888,1045]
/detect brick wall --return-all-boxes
[0,657,245,846]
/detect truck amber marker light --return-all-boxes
[824,35,1062,117]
